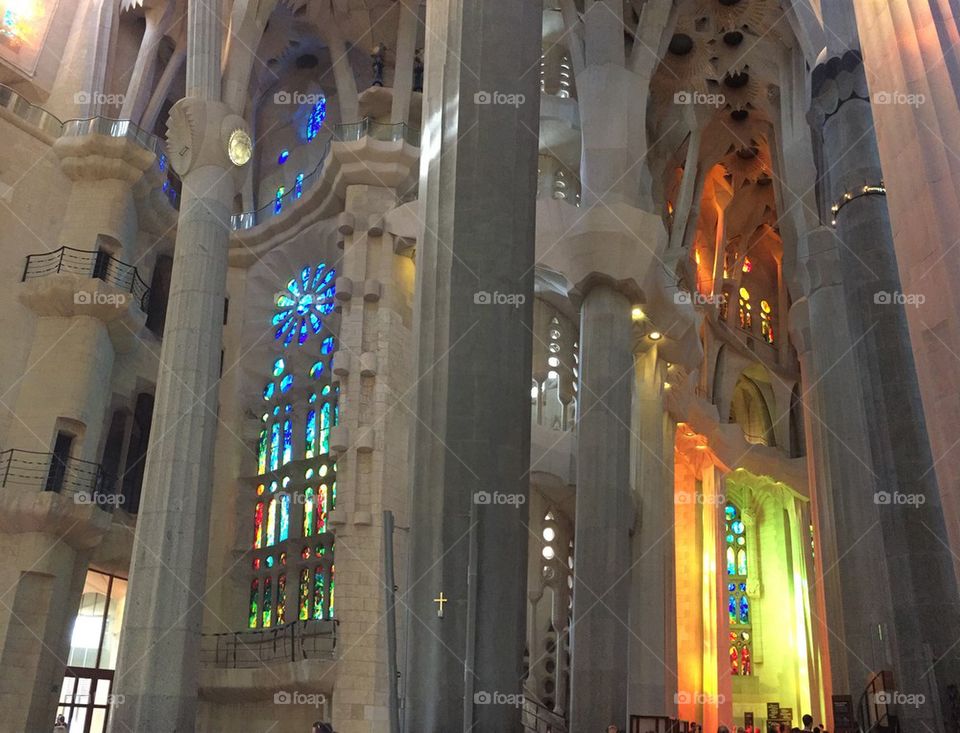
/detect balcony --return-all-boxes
[199,620,337,702]
[0,84,180,208]
[0,448,118,512]
[200,619,336,669]
[22,247,151,311]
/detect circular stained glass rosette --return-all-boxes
[272,263,337,347]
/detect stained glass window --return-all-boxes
[277,573,287,625]
[738,287,752,331]
[306,98,327,140]
[273,264,336,347]
[262,576,273,627]
[253,502,264,549]
[760,299,774,345]
[295,173,304,199]
[725,502,752,675]
[248,579,259,628]
[313,569,325,620]
[274,186,285,215]
[249,263,340,629]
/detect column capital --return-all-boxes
[569,271,643,310]
[165,97,249,184]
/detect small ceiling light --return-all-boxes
[632,307,645,321]
[648,331,662,340]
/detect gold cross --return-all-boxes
[433,592,447,618]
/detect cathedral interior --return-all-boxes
[0,0,959,731]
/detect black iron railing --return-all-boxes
[858,670,900,733]
[22,246,151,310]
[0,448,118,511]
[522,696,567,732]
[200,619,336,669]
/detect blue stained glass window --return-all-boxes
[280,374,294,393]
[282,420,293,465]
[275,186,285,214]
[306,98,327,140]
[306,409,317,458]
[321,337,335,355]
[278,149,290,164]
[295,173,304,199]
[724,502,752,675]
[273,264,337,347]
[269,423,281,471]
[273,358,285,377]
[279,494,290,542]
[263,382,275,401]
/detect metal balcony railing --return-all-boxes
[22,246,151,310]
[0,448,118,511]
[522,696,567,733]
[0,84,179,209]
[230,119,420,231]
[200,619,337,669]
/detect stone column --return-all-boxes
[120,8,170,123]
[141,39,186,133]
[46,0,117,119]
[796,230,892,694]
[402,0,541,728]
[813,32,960,727]
[107,0,240,727]
[628,346,676,716]
[570,282,634,732]
[389,0,418,124]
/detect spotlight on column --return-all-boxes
[631,306,645,321]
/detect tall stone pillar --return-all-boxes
[142,39,187,133]
[811,27,960,727]
[120,7,172,123]
[46,0,117,119]
[402,0,541,729]
[389,0,418,124]
[628,346,676,717]
[570,282,634,732]
[107,0,245,728]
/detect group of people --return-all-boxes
[719,712,829,733]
